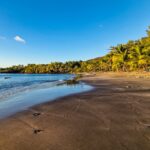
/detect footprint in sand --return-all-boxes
[33,112,41,117]
[33,129,44,134]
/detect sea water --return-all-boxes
[0,74,92,118]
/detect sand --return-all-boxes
[0,73,150,150]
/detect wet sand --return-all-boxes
[0,74,150,150]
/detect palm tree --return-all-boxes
[128,44,149,71]
[110,44,128,71]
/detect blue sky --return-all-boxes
[0,0,150,67]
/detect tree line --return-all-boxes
[0,26,150,73]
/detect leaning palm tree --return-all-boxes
[110,44,128,71]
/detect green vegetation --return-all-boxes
[0,27,150,73]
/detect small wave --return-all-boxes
[59,79,64,81]
[0,74,74,102]
[0,80,65,101]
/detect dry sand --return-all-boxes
[0,73,150,150]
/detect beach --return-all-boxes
[0,73,150,150]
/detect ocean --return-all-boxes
[0,74,92,119]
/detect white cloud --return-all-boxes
[14,35,26,44]
[0,36,6,40]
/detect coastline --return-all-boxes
[0,73,150,150]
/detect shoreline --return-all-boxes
[0,73,150,149]
[0,82,94,121]
[0,80,93,120]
